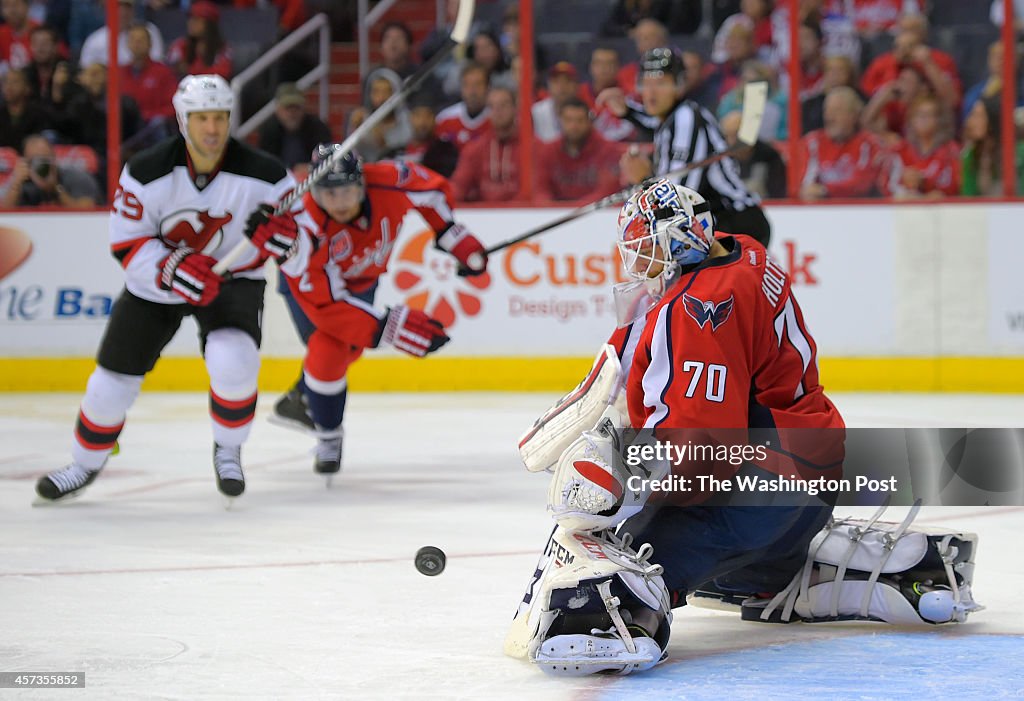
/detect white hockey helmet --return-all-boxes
[172,74,234,139]
[616,179,714,281]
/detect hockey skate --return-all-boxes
[213,443,245,502]
[34,463,101,503]
[314,431,343,487]
[268,385,315,435]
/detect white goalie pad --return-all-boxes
[749,503,984,626]
[504,526,671,676]
[518,345,624,473]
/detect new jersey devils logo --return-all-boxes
[159,209,233,254]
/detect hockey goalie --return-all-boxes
[505,180,983,676]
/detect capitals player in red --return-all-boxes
[34,74,300,502]
[266,145,487,477]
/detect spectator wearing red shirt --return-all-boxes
[882,94,959,199]
[797,86,888,199]
[861,16,960,109]
[862,63,931,146]
[119,24,177,124]
[535,98,623,203]
[0,0,38,75]
[166,1,233,79]
[796,20,826,101]
[450,87,522,202]
[435,62,490,150]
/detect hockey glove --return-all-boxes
[376,304,449,357]
[244,203,299,263]
[158,247,222,306]
[437,223,487,277]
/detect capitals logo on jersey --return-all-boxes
[158,209,234,254]
[683,293,734,331]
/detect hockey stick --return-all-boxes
[212,0,476,275]
[482,80,768,256]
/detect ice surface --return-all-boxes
[1,392,1023,700]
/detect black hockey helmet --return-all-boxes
[640,47,684,80]
[310,144,363,189]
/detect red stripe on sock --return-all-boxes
[77,410,124,436]
[210,389,258,410]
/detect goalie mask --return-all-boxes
[612,180,714,326]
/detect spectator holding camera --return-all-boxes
[1,133,101,207]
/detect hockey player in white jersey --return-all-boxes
[35,74,300,502]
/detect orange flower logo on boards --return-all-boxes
[391,229,490,328]
[0,227,32,282]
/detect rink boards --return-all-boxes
[1,202,1022,391]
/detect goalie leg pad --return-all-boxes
[505,526,672,676]
[518,344,623,473]
[746,503,983,626]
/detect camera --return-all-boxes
[30,157,54,179]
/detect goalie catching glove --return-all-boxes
[548,407,669,532]
[244,203,299,263]
[158,247,221,306]
[437,222,487,277]
[375,304,449,357]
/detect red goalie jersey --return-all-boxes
[610,235,844,485]
[610,234,842,432]
[284,161,457,348]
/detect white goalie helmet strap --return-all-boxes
[172,74,234,141]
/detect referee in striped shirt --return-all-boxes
[598,47,772,245]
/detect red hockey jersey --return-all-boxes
[610,235,841,432]
[882,138,960,197]
[796,129,888,198]
[284,160,457,348]
[611,235,844,487]
[434,102,490,150]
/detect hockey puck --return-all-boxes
[415,546,446,576]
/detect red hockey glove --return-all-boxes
[158,247,222,306]
[437,223,487,277]
[244,203,299,263]
[375,304,450,357]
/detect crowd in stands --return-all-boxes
[1,0,1021,208]
[0,0,311,206]
[341,0,1022,205]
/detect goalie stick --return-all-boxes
[482,80,769,257]
[212,0,476,275]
